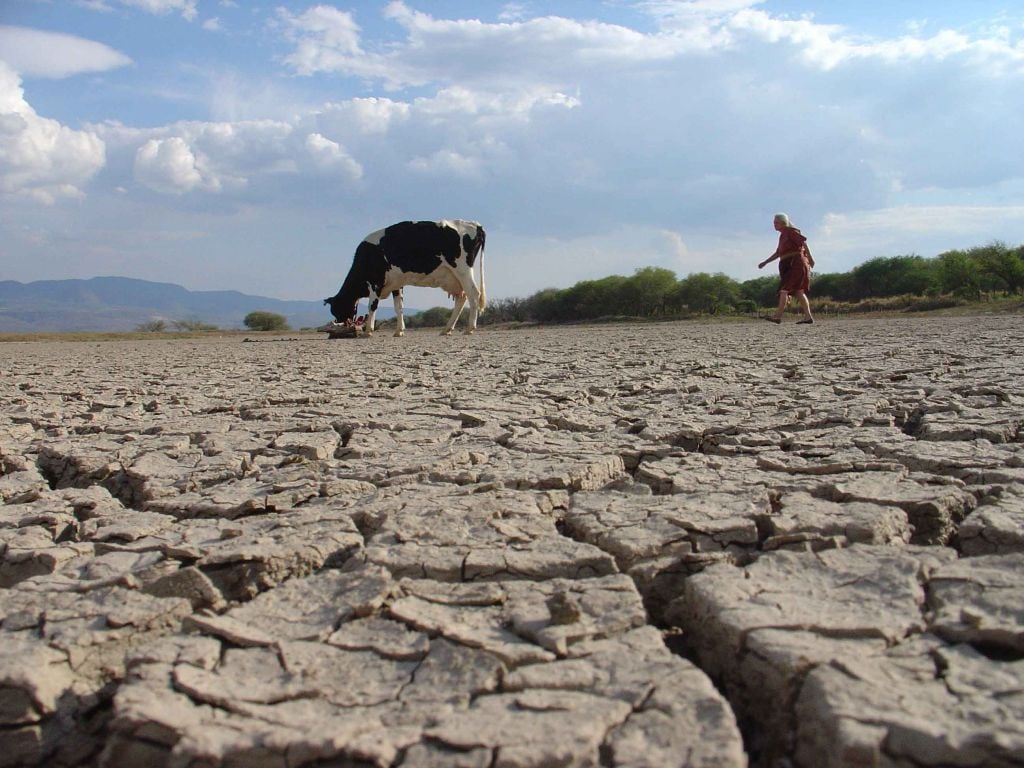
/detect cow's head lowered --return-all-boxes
[324,239,378,323]
[323,290,360,325]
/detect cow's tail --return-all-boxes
[476,226,487,313]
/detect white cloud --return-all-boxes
[304,133,362,179]
[658,229,691,262]
[134,137,208,193]
[97,117,373,198]
[124,122,297,194]
[498,4,529,23]
[316,97,411,135]
[407,148,480,178]
[280,2,687,90]
[117,0,197,21]
[0,63,106,204]
[820,205,1024,241]
[280,6,378,78]
[74,0,198,20]
[0,26,132,78]
[642,0,762,17]
[413,85,580,122]
[725,8,1024,71]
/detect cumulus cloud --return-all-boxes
[279,6,382,79]
[280,1,684,89]
[134,137,208,194]
[304,133,362,179]
[0,62,106,204]
[317,97,411,135]
[0,26,132,78]
[407,148,481,178]
[93,117,371,199]
[729,10,974,70]
[124,121,301,194]
[412,85,580,122]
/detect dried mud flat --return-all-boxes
[2,316,1023,768]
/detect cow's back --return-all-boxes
[369,221,462,273]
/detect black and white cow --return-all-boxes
[324,219,487,337]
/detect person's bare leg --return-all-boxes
[795,292,813,321]
[773,291,789,321]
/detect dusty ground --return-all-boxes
[1,316,1023,767]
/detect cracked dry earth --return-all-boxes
[1,316,1023,768]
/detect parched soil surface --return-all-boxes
[2,316,1022,768]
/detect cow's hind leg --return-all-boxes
[442,295,467,336]
[392,290,405,337]
[462,283,482,335]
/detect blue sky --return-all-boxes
[1,1,1022,308]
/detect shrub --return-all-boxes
[172,318,218,331]
[136,319,167,332]
[243,311,290,331]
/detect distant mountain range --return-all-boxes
[0,277,396,333]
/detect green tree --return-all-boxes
[670,272,740,314]
[526,288,567,323]
[934,250,983,298]
[811,272,855,301]
[621,267,678,316]
[136,319,167,332]
[850,255,935,299]
[408,307,452,327]
[243,311,290,331]
[562,275,631,319]
[739,276,779,308]
[971,242,1024,294]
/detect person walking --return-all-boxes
[758,213,815,324]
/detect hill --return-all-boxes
[0,277,396,333]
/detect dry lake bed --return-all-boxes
[2,315,1023,768]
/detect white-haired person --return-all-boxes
[758,213,815,324]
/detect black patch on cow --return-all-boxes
[381,221,460,272]
[462,229,484,268]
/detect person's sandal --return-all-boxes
[797,319,814,325]
[764,317,781,324]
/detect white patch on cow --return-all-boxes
[364,227,386,246]
[380,263,464,297]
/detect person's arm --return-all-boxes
[759,250,799,269]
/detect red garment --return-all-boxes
[776,226,810,294]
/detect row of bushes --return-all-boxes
[430,240,1021,326]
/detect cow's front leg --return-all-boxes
[392,290,405,337]
[364,295,380,336]
[442,295,467,336]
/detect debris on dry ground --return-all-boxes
[2,316,1022,767]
